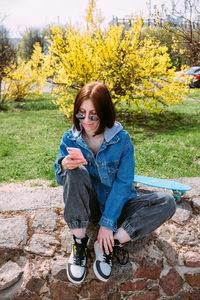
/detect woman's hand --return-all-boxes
[97,226,114,255]
[61,155,87,171]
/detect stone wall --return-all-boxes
[0,178,199,300]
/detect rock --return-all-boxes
[156,239,178,266]
[0,186,63,212]
[107,292,121,300]
[131,240,163,265]
[120,280,147,292]
[21,262,45,293]
[155,226,171,241]
[174,290,200,300]
[80,279,115,298]
[25,233,59,256]
[160,268,183,296]
[111,261,133,282]
[192,197,200,212]
[50,281,79,300]
[14,289,40,300]
[37,260,51,279]
[86,222,99,243]
[178,253,185,266]
[125,235,152,253]
[0,178,199,299]
[0,249,22,267]
[0,216,27,251]
[173,177,200,199]
[60,225,72,253]
[184,251,200,267]
[134,258,163,280]
[31,209,58,232]
[171,201,192,225]
[51,257,68,281]
[131,287,160,300]
[11,262,45,300]
[184,273,200,287]
[0,274,24,300]
[0,261,23,291]
[38,282,49,295]
[175,230,197,246]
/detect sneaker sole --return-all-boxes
[93,260,109,282]
[67,264,86,285]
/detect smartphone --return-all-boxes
[67,147,86,161]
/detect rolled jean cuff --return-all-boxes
[121,221,136,240]
[67,220,88,230]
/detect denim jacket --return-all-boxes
[54,121,137,232]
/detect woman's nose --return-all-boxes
[84,113,90,121]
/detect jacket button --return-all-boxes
[104,176,107,180]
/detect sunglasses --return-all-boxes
[75,113,99,121]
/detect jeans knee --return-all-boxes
[64,166,89,184]
[69,165,88,176]
[164,193,176,218]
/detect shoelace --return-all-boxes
[72,235,90,266]
[73,243,88,266]
[103,251,113,264]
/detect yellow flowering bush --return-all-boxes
[1,0,188,113]
[1,43,47,103]
[46,8,187,117]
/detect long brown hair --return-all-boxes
[73,82,116,135]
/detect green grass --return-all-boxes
[122,99,200,178]
[4,93,58,111]
[0,109,70,185]
[186,89,200,100]
[0,92,200,184]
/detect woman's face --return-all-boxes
[78,99,100,135]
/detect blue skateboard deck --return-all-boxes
[133,175,192,202]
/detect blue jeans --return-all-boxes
[63,166,176,241]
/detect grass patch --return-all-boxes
[3,93,58,111]
[0,93,199,184]
[186,88,200,100]
[0,109,70,185]
[119,99,200,178]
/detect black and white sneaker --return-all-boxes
[93,239,129,282]
[67,235,89,284]
[93,240,113,282]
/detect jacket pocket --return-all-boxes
[106,161,119,178]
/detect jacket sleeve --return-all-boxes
[54,136,69,186]
[99,134,136,231]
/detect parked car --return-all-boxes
[174,66,200,88]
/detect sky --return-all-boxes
[1,0,173,37]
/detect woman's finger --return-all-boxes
[99,237,103,253]
[106,238,113,253]
[64,156,86,169]
[103,239,110,255]
[98,226,114,254]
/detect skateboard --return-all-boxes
[133,175,192,203]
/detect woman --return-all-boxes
[55,82,176,284]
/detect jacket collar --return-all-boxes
[71,121,123,143]
[104,121,123,142]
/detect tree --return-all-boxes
[19,27,49,61]
[46,14,187,117]
[85,0,104,31]
[152,0,200,67]
[143,25,188,69]
[1,43,47,104]
[0,25,16,100]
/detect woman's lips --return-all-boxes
[83,123,93,126]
